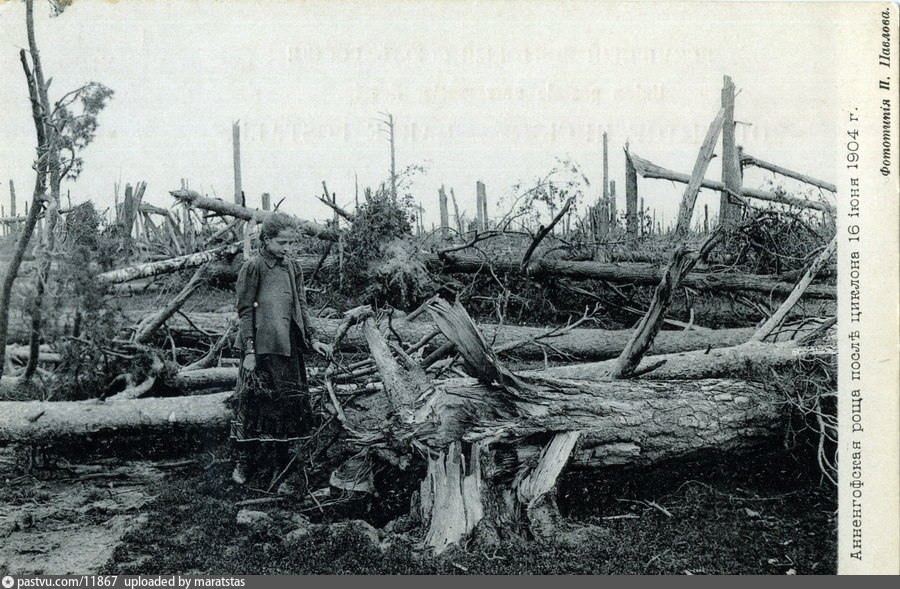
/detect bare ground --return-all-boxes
[0,448,193,574]
[0,442,836,575]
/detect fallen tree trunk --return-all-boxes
[362,299,794,551]
[98,248,326,285]
[94,246,834,300]
[741,153,837,193]
[0,392,232,444]
[0,338,816,399]
[198,338,831,388]
[96,243,242,285]
[0,339,832,443]
[124,310,758,361]
[435,253,835,299]
[629,152,835,214]
[170,189,339,241]
[170,367,240,391]
[422,376,780,465]
[0,376,782,468]
[539,339,832,380]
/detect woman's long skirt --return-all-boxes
[230,326,314,444]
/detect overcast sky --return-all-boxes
[0,0,840,229]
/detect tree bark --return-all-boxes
[419,441,488,552]
[133,263,210,343]
[25,192,60,380]
[720,75,742,227]
[0,392,232,444]
[0,338,834,444]
[625,149,639,237]
[741,153,836,193]
[170,189,338,241]
[96,243,243,284]
[121,310,758,361]
[170,367,240,391]
[0,45,49,379]
[628,151,835,214]
[436,253,835,299]
[675,108,725,235]
[543,339,832,381]
[96,246,324,285]
[438,186,449,241]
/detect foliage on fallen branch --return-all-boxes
[714,210,832,276]
[769,328,837,486]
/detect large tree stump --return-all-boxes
[419,441,486,552]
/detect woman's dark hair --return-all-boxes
[259,212,296,243]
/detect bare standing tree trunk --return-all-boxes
[450,188,463,235]
[378,113,397,199]
[625,147,638,237]
[720,75,741,227]
[476,181,486,231]
[438,185,450,240]
[23,0,62,381]
[23,190,58,380]
[8,180,17,239]
[0,20,50,380]
[609,180,617,230]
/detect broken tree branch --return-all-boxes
[182,318,237,371]
[609,230,724,378]
[133,262,211,344]
[675,108,725,236]
[520,197,574,271]
[751,237,837,342]
[317,192,356,223]
[741,153,837,193]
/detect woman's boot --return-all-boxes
[232,445,253,485]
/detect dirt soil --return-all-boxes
[0,443,836,575]
[0,448,194,575]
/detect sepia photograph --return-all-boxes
[0,0,896,577]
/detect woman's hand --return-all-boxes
[243,352,257,372]
[312,341,333,360]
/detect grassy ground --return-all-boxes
[100,446,835,575]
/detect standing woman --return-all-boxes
[230,212,332,486]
